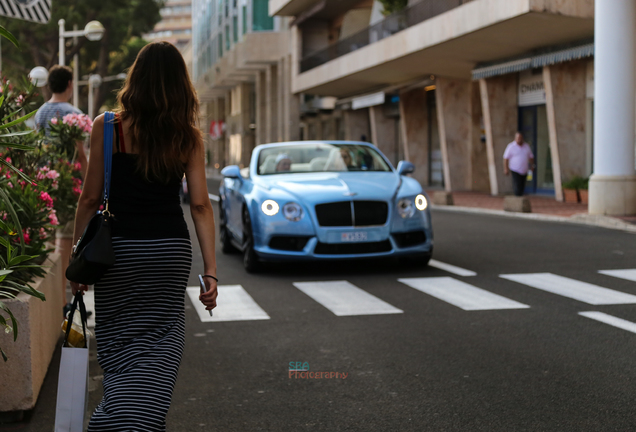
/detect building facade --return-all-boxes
[145,0,193,52]
[192,0,635,215]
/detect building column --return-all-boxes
[590,0,636,215]
[265,64,279,143]
[479,79,498,196]
[543,66,564,202]
[399,88,428,186]
[436,77,473,192]
[255,70,267,145]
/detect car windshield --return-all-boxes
[257,143,391,175]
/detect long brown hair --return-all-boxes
[117,41,201,182]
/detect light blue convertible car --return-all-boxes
[219,141,433,272]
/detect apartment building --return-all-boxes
[145,0,193,52]
[192,0,299,169]
[192,0,634,215]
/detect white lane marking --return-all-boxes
[398,277,529,311]
[84,290,96,328]
[208,193,220,202]
[428,259,477,277]
[292,281,403,316]
[579,312,636,334]
[500,273,636,305]
[599,269,636,283]
[186,285,270,322]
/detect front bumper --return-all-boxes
[253,230,433,262]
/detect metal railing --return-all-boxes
[300,0,471,73]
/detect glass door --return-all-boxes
[518,105,553,194]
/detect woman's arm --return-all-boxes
[185,139,218,310]
[70,114,105,294]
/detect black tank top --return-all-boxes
[108,120,189,239]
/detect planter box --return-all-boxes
[0,253,64,412]
[579,189,589,205]
[563,188,580,203]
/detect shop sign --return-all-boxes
[209,120,225,140]
[518,70,546,107]
[352,92,385,110]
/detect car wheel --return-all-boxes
[242,207,261,273]
[219,199,236,254]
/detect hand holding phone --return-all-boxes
[198,274,213,317]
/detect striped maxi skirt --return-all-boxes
[88,237,193,432]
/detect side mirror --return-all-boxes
[397,161,415,176]
[221,165,242,179]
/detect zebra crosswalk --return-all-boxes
[82,267,636,336]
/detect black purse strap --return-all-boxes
[102,111,115,211]
[63,291,88,348]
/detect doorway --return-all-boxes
[518,105,553,194]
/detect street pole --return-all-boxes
[58,19,65,65]
[88,81,94,120]
[73,24,79,107]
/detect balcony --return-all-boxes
[301,0,471,73]
[293,0,594,97]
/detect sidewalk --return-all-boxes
[427,190,636,232]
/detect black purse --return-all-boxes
[65,112,116,285]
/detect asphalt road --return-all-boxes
[10,183,636,431]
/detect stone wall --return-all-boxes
[0,253,64,412]
[400,88,430,186]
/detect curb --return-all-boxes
[431,205,636,234]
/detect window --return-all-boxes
[225,25,230,50]
[252,0,273,32]
[233,16,238,42]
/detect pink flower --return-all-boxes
[39,191,54,209]
[39,227,47,239]
[45,170,59,180]
[5,157,11,164]
[73,177,82,187]
[48,211,59,226]
[52,180,59,190]
[15,95,24,106]
[72,187,82,196]
[73,162,81,172]
[50,117,58,125]
[7,182,12,188]
[23,230,31,245]
[36,172,45,180]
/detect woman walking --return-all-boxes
[70,42,218,431]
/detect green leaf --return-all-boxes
[0,25,19,49]
[0,109,37,130]
[0,188,23,252]
[0,142,37,151]
[1,108,23,122]
[0,159,33,184]
[1,346,7,362]
[0,270,12,276]
[0,237,11,250]
[4,280,45,301]
[7,254,38,267]
[0,302,18,341]
[0,130,34,138]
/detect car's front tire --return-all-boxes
[242,207,261,273]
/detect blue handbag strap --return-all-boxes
[103,111,114,206]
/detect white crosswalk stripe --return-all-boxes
[186,285,270,322]
[398,277,529,311]
[579,312,636,334]
[292,281,403,316]
[428,260,477,277]
[500,273,636,305]
[599,269,636,283]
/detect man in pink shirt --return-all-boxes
[503,132,535,196]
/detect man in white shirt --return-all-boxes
[503,132,535,196]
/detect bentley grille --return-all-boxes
[315,201,388,227]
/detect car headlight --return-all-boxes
[261,200,279,216]
[283,202,303,221]
[397,198,415,219]
[415,194,428,211]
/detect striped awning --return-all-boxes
[472,42,594,80]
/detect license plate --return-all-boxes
[341,232,367,242]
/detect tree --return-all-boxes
[2,0,163,115]
[379,0,408,15]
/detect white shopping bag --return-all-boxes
[54,293,90,432]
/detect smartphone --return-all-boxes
[198,274,213,317]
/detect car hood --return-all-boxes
[256,172,400,204]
